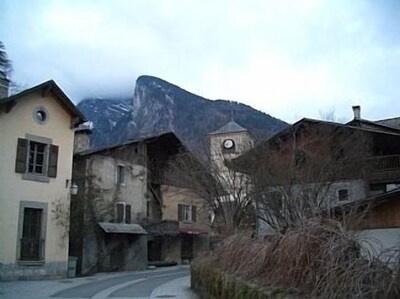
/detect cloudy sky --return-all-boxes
[1,0,400,123]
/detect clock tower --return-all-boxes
[209,120,253,171]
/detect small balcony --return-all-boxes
[365,155,400,183]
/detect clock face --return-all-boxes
[223,139,234,149]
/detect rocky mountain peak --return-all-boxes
[77,76,288,151]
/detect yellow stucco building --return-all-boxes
[0,80,85,280]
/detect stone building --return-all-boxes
[145,134,210,264]
[70,132,210,274]
[71,137,149,275]
[209,120,253,173]
[208,120,255,234]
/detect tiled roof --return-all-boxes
[210,120,247,135]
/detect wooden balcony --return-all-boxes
[365,154,400,183]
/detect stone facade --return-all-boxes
[71,142,148,275]
[209,130,253,173]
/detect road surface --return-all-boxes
[0,266,197,299]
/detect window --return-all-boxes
[125,204,131,224]
[28,141,46,174]
[116,202,125,223]
[33,107,49,124]
[178,204,197,222]
[338,189,349,201]
[116,165,125,185]
[115,202,131,223]
[15,135,58,182]
[36,110,47,122]
[21,208,44,261]
[17,201,47,264]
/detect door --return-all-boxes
[181,234,194,260]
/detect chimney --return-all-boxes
[73,122,93,153]
[0,76,10,99]
[352,105,361,120]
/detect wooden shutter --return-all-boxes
[125,205,131,224]
[178,204,183,221]
[116,203,124,223]
[192,205,197,222]
[48,145,59,178]
[15,138,28,173]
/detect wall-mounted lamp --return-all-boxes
[66,179,78,195]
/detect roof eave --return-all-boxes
[0,80,86,126]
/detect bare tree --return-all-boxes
[167,149,255,235]
[234,120,369,234]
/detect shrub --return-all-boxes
[193,218,400,298]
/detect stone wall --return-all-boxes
[0,261,67,281]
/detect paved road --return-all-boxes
[0,266,197,299]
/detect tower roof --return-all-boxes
[210,120,247,135]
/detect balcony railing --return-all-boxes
[365,155,400,172]
[364,155,400,183]
[20,238,45,261]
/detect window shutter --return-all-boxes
[48,145,59,178]
[116,203,124,223]
[15,138,28,173]
[192,205,197,222]
[125,205,131,224]
[178,204,183,221]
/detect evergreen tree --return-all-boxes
[0,41,12,79]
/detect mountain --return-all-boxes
[77,75,287,151]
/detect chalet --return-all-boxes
[233,106,400,246]
[0,80,85,280]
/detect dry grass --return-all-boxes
[195,218,400,298]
